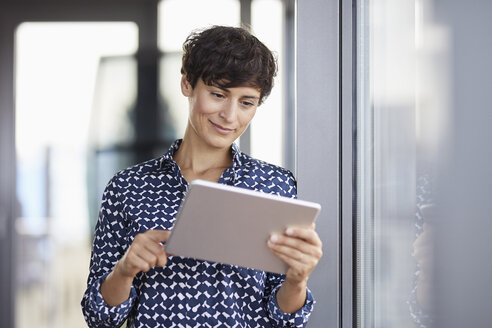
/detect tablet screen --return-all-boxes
[166,179,321,274]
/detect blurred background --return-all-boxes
[1,0,491,327]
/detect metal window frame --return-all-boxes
[296,0,355,327]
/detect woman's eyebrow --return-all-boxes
[243,95,260,100]
[212,84,260,99]
[212,84,230,93]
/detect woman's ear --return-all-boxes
[181,75,193,97]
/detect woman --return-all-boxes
[81,25,323,328]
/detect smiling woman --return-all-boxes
[181,79,259,150]
[175,79,260,182]
[81,25,322,328]
[1,1,293,328]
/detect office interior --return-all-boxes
[0,0,491,327]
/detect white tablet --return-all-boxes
[165,179,321,274]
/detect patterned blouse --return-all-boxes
[81,139,315,328]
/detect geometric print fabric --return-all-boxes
[81,139,315,327]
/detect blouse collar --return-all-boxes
[160,139,243,181]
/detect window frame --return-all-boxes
[296,0,355,327]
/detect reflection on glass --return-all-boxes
[356,0,449,327]
[15,22,138,328]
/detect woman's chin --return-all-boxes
[197,133,234,150]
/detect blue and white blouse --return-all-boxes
[81,139,315,328]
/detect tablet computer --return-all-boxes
[166,179,321,274]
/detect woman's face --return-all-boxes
[181,76,260,149]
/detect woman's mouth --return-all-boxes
[209,120,234,135]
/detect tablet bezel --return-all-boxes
[165,179,321,274]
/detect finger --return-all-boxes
[285,226,322,247]
[134,247,160,268]
[156,253,168,267]
[143,240,168,267]
[145,229,172,243]
[271,249,303,269]
[270,249,312,281]
[269,234,322,259]
[125,251,153,274]
[142,239,167,257]
[268,240,310,264]
[130,244,167,270]
[132,234,165,258]
[133,232,168,267]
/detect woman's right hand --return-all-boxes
[101,229,170,306]
[116,229,171,279]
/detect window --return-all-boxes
[15,22,138,328]
[355,0,449,326]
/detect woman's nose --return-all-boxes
[219,101,237,122]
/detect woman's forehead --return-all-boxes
[206,78,261,92]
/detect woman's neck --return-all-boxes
[173,125,232,177]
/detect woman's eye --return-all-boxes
[212,92,224,98]
[242,101,255,107]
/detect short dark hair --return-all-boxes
[181,25,277,105]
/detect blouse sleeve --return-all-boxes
[81,176,136,327]
[264,272,315,327]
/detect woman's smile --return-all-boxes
[209,120,235,135]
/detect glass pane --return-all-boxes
[15,22,138,328]
[89,56,137,149]
[356,0,449,327]
[158,0,240,52]
[159,53,189,138]
[251,0,285,167]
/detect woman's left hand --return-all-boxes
[267,224,323,286]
